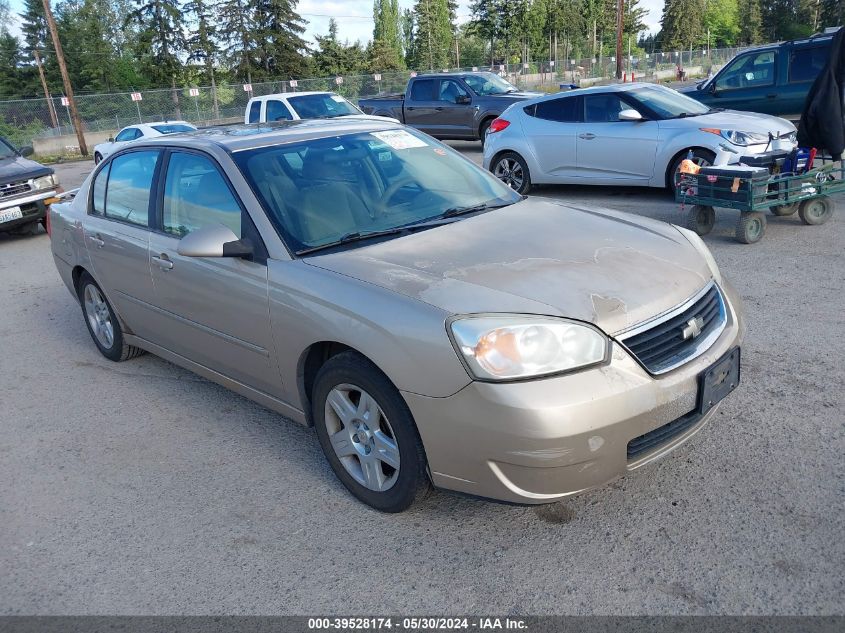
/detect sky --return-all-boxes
[5,0,665,47]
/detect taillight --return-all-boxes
[489,118,510,134]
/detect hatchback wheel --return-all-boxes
[670,149,715,193]
[78,273,145,362]
[492,152,531,194]
[312,351,430,512]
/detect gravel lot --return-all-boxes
[1,148,843,615]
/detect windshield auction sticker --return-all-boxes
[371,130,428,150]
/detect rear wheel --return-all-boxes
[492,151,531,195]
[479,118,494,146]
[735,211,766,244]
[798,196,833,225]
[94,152,103,165]
[669,148,715,193]
[312,351,430,512]
[686,205,715,236]
[770,202,799,216]
[78,273,145,362]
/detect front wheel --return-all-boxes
[312,351,431,512]
[492,151,531,195]
[686,205,715,236]
[735,211,766,244]
[798,196,833,225]
[669,149,715,193]
[94,152,103,165]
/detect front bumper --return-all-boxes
[0,190,57,231]
[403,279,746,504]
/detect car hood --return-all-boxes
[660,109,796,134]
[489,91,544,100]
[306,198,712,335]
[0,155,52,185]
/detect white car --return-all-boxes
[245,91,399,124]
[482,83,797,194]
[93,121,197,164]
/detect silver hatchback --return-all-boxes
[50,120,744,512]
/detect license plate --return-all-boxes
[0,206,23,224]
[699,347,741,415]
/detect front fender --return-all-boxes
[651,128,719,186]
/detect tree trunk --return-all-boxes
[171,76,182,120]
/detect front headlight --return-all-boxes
[701,128,769,146]
[31,174,57,190]
[675,226,722,286]
[449,315,608,381]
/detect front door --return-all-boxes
[708,49,779,114]
[82,149,160,341]
[577,93,659,183]
[429,78,476,138]
[146,150,283,398]
[403,78,441,135]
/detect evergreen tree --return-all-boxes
[184,0,219,115]
[252,0,309,79]
[411,0,453,70]
[372,0,404,69]
[400,8,415,66]
[470,0,504,64]
[217,0,256,83]
[18,0,48,65]
[738,0,763,44]
[819,0,844,29]
[0,30,22,97]
[660,0,705,51]
[313,18,367,77]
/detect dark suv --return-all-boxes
[0,136,59,235]
[681,30,837,120]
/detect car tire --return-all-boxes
[770,202,799,216]
[492,151,531,195]
[686,205,715,236]
[77,272,145,362]
[312,351,431,512]
[94,152,103,165]
[735,211,766,244]
[798,196,833,225]
[479,118,494,147]
[669,149,716,192]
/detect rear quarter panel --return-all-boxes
[50,174,94,300]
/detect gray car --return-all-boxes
[50,119,745,512]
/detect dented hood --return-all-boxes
[306,198,712,335]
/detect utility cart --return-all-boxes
[676,163,844,244]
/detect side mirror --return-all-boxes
[708,82,717,94]
[19,146,34,157]
[176,224,253,259]
[618,109,643,122]
[455,94,471,105]
[108,137,115,143]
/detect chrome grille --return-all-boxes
[0,181,31,199]
[618,283,726,374]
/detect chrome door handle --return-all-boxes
[152,255,174,271]
[89,234,104,247]
[579,133,596,140]
[434,106,444,111]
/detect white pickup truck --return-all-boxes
[245,91,398,124]
[0,137,60,236]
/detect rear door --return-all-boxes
[82,149,160,340]
[708,49,779,114]
[576,92,659,183]
[782,44,829,119]
[520,95,582,181]
[146,150,282,398]
[402,79,440,134]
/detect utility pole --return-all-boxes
[33,50,59,129]
[41,0,88,155]
[615,0,624,80]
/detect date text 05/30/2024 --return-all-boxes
[307,618,528,630]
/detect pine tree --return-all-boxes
[412,0,453,70]
[252,0,309,79]
[184,0,219,116]
[660,0,705,52]
[217,0,256,83]
[819,0,844,28]
[738,0,763,44]
[18,0,47,65]
[313,18,367,77]
[470,0,504,64]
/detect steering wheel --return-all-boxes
[377,176,420,215]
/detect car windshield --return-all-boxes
[462,73,519,96]
[151,124,197,134]
[628,85,711,119]
[0,139,16,159]
[287,94,362,119]
[235,128,521,253]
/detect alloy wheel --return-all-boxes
[83,284,114,349]
[323,384,400,492]
[494,157,524,191]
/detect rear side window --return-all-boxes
[162,152,242,238]
[532,97,581,122]
[91,164,109,215]
[104,150,160,227]
[789,46,828,83]
[248,100,261,123]
[410,79,434,101]
[266,100,293,121]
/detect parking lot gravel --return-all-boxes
[1,148,843,615]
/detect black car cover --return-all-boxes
[797,27,845,161]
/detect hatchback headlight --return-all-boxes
[449,315,608,381]
[676,226,722,286]
[31,174,57,190]
[701,128,769,146]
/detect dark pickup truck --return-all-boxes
[358,72,541,142]
[0,137,59,235]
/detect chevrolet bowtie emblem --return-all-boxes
[682,316,705,340]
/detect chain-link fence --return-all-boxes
[0,45,743,152]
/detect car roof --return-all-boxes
[519,82,661,105]
[413,72,497,79]
[129,118,405,153]
[251,91,337,100]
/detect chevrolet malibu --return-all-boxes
[483,82,796,194]
[50,119,745,512]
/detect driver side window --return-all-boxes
[437,79,469,103]
[114,128,138,142]
[584,94,628,122]
[716,51,775,90]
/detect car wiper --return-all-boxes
[296,228,407,255]
[441,201,512,218]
